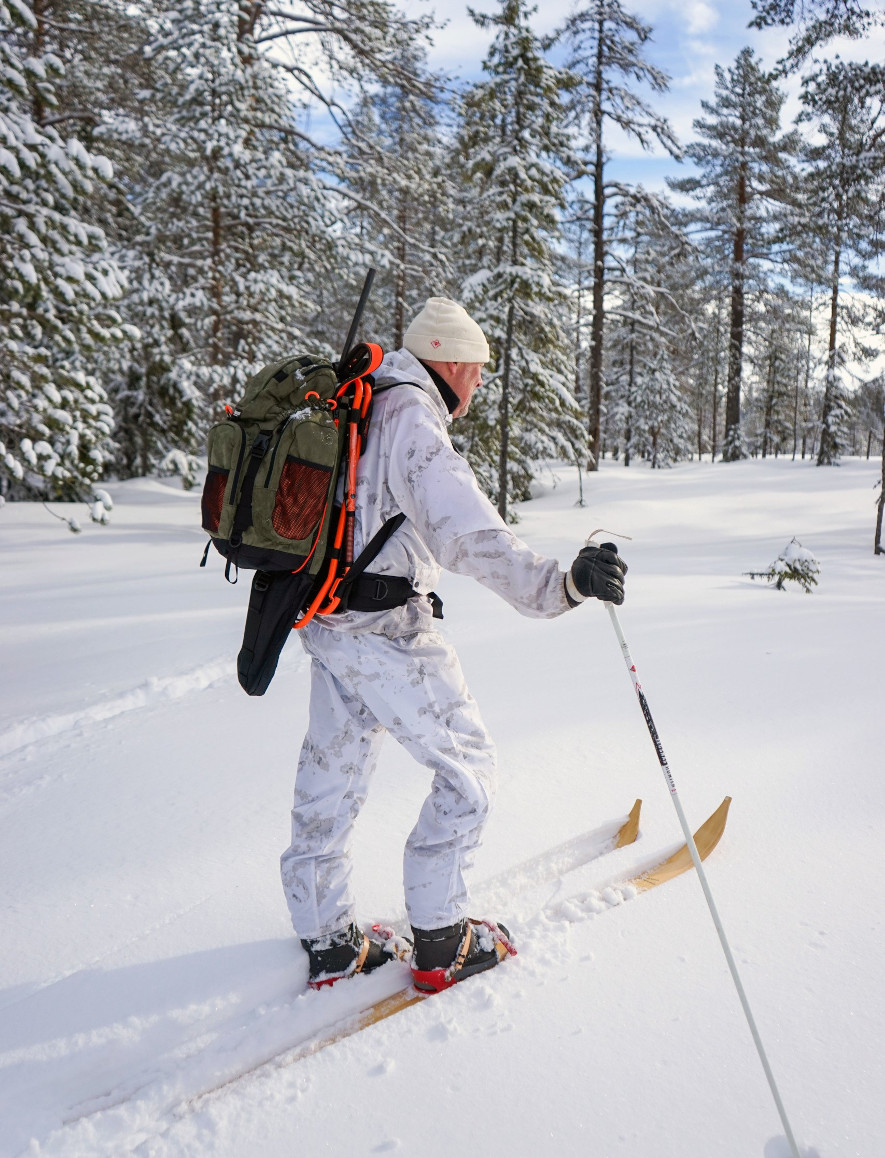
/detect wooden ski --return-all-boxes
[263,798,731,1059]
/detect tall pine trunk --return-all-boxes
[210,198,224,374]
[587,12,605,470]
[875,426,884,554]
[497,300,515,520]
[723,165,746,461]
[624,312,635,467]
[710,292,723,462]
[393,193,408,347]
[817,230,842,465]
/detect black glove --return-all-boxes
[565,542,628,607]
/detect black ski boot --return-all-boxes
[301,923,411,990]
[410,919,517,993]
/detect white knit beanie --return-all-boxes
[403,297,490,364]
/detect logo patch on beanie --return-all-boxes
[430,339,441,349]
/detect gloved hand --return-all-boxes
[565,542,628,607]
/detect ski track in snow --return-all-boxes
[0,647,307,815]
[0,659,233,762]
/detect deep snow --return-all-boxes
[0,457,882,1158]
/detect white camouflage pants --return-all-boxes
[280,620,497,939]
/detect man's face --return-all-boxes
[445,361,485,419]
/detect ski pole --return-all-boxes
[340,268,376,365]
[605,602,802,1158]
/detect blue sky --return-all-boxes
[418,0,885,192]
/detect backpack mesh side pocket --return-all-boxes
[272,457,333,541]
[201,467,229,534]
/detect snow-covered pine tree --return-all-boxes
[687,271,729,462]
[249,0,438,352]
[745,537,820,592]
[750,0,881,68]
[453,0,583,520]
[339,43,455,349]
[670,49,798,463]
[744,287,806,458]
[798,60,885,466]
[22,0,194,483]
[604,195,695,467]
[108,0,438,479]
[637,344,693,468]
[562,0,680,470]
[848,377,884,460]
[132,0,336,421]
[0,0,126,499]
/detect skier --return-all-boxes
[281,297,628,992]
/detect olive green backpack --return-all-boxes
[200,340,405,695]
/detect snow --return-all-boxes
[1,458,883,1158]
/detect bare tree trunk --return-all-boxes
[139,358,150,478]
[795,286,814,460]
[587,13,605,470]
[210,199,224,373]
[711,293,722,462]
[818,232,842,465]
[574,223,585,402]
[624,312,635,467]
[393,194,408,348]
[876,429,884,554]
[762,349,775,458]
[497,300,515,521]
[723,165,747,462]
[31,0,48,125]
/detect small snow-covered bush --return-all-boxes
[159,450,201,491]
[89,488,113,524]
[745,538,820,594]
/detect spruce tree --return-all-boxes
[133,1,336,412]
[670,49,798,462]
[750,0,880,67]
[562,0,679,469]
[0,0,125,498]
[32,0,195,482]
[339,46,454,348]
[605,194,696,467]
[745,288,806,458]
[101,0,436,479]
[453,0,583,520]
[799,60,885,465]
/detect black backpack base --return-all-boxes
[237,570,317,696]
[236,512,411,696]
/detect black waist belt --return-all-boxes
[340,572,443,619]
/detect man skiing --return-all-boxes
[280,296,627,992]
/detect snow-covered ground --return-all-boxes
[1,457,882,1158]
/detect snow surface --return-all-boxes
[1,458,883,1158]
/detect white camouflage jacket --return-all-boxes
[320,348,572,637]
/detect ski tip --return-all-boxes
[615,799,642,848]
[630,795,731,893]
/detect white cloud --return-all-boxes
[685,1,718,35]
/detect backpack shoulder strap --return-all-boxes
[338,513,407,596]
[332,379,424,600]
[371,379,423,396]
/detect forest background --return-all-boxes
[2,0,884,534]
